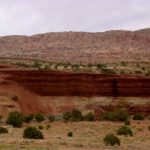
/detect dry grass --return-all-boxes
[1,58,150,76]
[0,119,149,150]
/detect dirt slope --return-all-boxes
[0,28,150,64]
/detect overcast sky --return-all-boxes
[0,0,150,36]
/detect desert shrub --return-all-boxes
[141,66,145,71]
[124,119,130,126]
[0,127,8,134]
[96,64,107,69]
[63,109,83,122]
[35,113,45,122]
[23,126,43,139]
[15,62,29,67]
[24,114,34,123]
[121,61,127,66]
[46,124,51,130]
[11,95,18,101]
[102,111,115,121]
[102,108,129,122]
[72,64,80,68]
[48,115,55,122]
[6,111,24,128]
[71,109,83,121]
[137,128,143,131]
[32,61,42,69]
[38,125,43,130]
[84,112,94,121]
[68,131,73,137]
[101,68,116,75]
[114,109,129,121]
[117,126,133,136]
[63,112,71,122]
[103,134,120,146]
[42,65,49,71]
[120,70,125,74]
[87,64,93,67]
[135,70,142,74]
[55,115,63,121]
[133,113,144,120]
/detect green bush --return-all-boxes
[35,113,45,122]
[114,109,129,121]
[46,124,51,130]
[6,111,24,128]
[124,119,130,126]
[63,112,71,122]
[84,112,94,121]
[63,109,83,122]
[117,126,133,136]
[32,61,42,69]
[0,127,8,134]
[68,131,73,137]
[48,115,55,122]
[96,64,107,69]
[71,109,83,121]
[24,114,34,123]
[135,70,142,74]
[101,68,116,75]
[133,113,144,120]
[23,126,43,139]
[141,66,145,71]
[55,115,63,121]
[120,70,125,74]
[121,61,127,66]
[102,108,129,122]
[103,134,120,146]
[38,125,43,130]
[102,111,115,121]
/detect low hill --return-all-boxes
[0,28,150,64]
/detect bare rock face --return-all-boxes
[0,28,150,64]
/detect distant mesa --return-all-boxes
[0,28,150,64]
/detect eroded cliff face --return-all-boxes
[6,70,150,97]
[0,64,150,116]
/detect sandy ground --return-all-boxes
[0,119,150,150]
